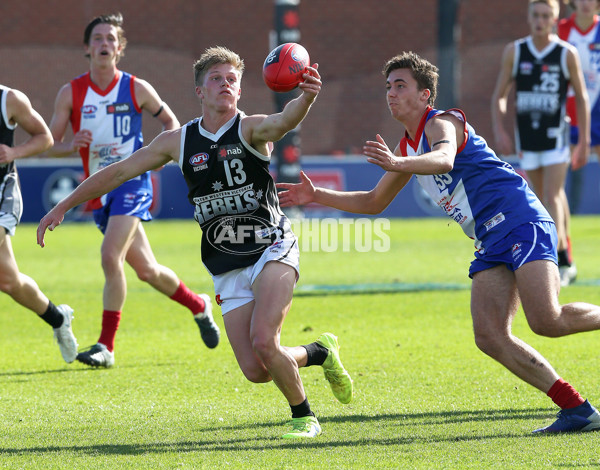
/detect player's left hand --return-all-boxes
[298,64,321,101]
[364,134,402,171]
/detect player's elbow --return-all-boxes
[436,153,455,174]
[363,195,388,215]
[43,133,54,152]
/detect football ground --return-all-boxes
[1,217,600,469]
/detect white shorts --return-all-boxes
[0,171,22,236]
[0,212,18,236]
[212,236,300,315]
[519,147,570,171]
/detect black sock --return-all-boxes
[39,301,64,328]
[302,342,329,367]
[558,249,570,267]
[290,397,314,418]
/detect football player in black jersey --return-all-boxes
[38,46,353,439]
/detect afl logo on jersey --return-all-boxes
[81,105,97,114]
[190,153,209,172]
[519,62,533,75]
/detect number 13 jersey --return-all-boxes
[179,112,293,276]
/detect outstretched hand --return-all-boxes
[364,134,401,171]
[37,207,66,247]
[298,64,321,100]
[276,171,316,207]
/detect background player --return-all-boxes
[46,13,220,368]
[558,0,600,213]
[0,84,78,363]
[491,0,589,286]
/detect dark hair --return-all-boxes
[382,51,438,105]
[83,12,127,60]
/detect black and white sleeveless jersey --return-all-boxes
[0,85,16,182]
[512,36,570,152]
[179,112,293,276]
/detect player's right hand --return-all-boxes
[276,171,315,207]
[37,208,65,247]
[72,129,93,151]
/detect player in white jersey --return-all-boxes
[46,13,220,368]
[558,0,600,216]
[0,85,78,363]
[37,46,353,439]
[277,50,600,434]
[560,0,600,150]
[492,0,589,287]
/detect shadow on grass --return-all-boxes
[0,408,566,456]
[0,361,190,381]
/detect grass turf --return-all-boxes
[1,216,600,468]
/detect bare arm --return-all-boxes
[490,42,516,156]
[364,117,458,175]
[46,84,93,157]
[0,89,53,163]
[37,128,180,246]
[134,78,180,131]
[277,168,412,215]
[244,65,321,153]
[566,46,591,169]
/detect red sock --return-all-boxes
[547,378,585,409]
[170,280,205,315]
[567,236,573,264]
[98,310,121,352]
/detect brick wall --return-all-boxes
[0,0,558,156]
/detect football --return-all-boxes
[263,43,310,93]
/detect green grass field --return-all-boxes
[1,216,600,469]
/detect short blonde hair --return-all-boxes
[193,46,245,87]
[530,0,560,18]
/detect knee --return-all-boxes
[527,316,561,337]
[0,272,17,295]
[100,250,122,274]
[133,263,157,283]
[473,329,505,359]
[239,362,271,383]
[251,334,279,367]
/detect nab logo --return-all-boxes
[190,153,209,166]
[288,61,306,75]
[107,103,131,114]
[81,105,97,114]
[217,145,244,160]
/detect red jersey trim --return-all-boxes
[400,106,469,155]
[129,75,142,114]
[402,106,433,151]
[559,14,599,37]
